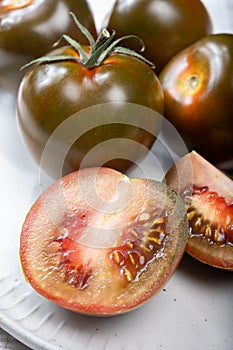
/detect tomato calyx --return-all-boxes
[183,184,233,246]
[21,12,155,71]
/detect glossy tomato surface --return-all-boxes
[0,0,97,95]
[165,151,233,270]
[107,0,212,72]
[17,45,164,179]
[159,34,233,170]
[20,167,188,316]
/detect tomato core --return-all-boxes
[0,0,32,13]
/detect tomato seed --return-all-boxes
[110,210,168,283]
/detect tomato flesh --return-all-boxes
[20,168,188,316]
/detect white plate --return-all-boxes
[0,1,233,349]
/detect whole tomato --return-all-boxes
[159,34,233,170]
[107,0,212,72]
[17,16,164,179]
[0,0,97,95]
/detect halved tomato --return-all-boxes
[165,151,233,270]
[20,167,188,316]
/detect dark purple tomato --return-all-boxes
[107,0,212,72]
[0,0,97,95]
[159,34,233,170]
[17,22,164,179]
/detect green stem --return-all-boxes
[21,12,155,71]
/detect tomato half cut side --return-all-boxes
[165,151,233,270]
[20,167,188,316]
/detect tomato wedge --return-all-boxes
[20,168,188,316]
[165,151,233,270]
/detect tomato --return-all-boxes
[159,34,233,171]
[0,0,97,95]
[165,151,233,270]
[107,0,212,72]
[20,167,188,316]
[16,17,164,179]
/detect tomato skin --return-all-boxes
[107,0,212,72]
[0,0,97,95]
[17,46,164,179]
[159,34,233,170]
